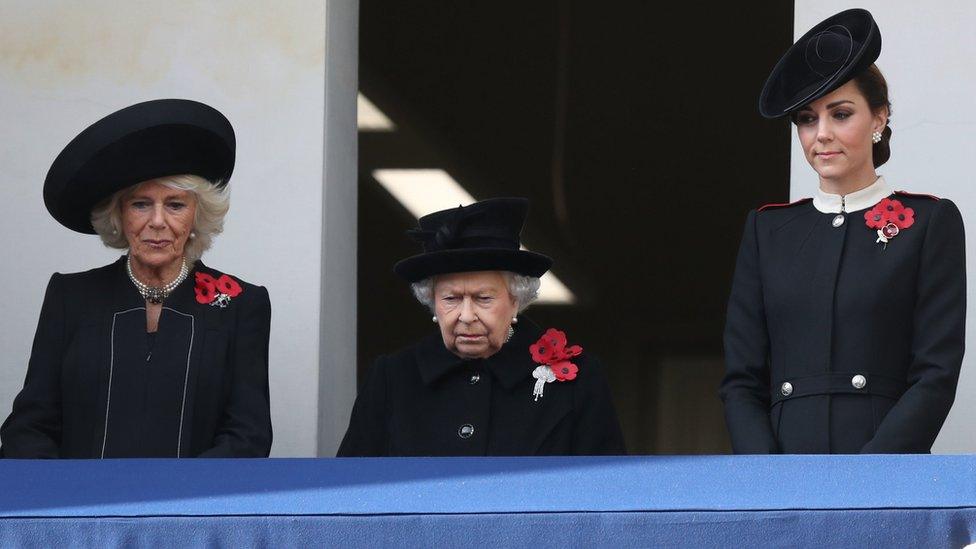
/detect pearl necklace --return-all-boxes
[126,256,189,304]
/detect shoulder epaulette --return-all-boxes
[894,190,940,201]
[758,197,812,212]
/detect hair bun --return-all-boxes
[874,124,892,168]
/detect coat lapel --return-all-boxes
[157,260,214,457]
[414,333,465,385]
[485,320,539,389]
[487,319,575,455]
[85,257,142,456]
[91,257,208,458]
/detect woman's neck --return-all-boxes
[129,256,185,287]
[819,167,879,196]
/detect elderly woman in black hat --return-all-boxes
[338,198,625,456]
[721,9,965,454]
[0,99,272,458]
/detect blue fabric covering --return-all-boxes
[1,456,974,547]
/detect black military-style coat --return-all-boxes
[337,319,626,456]
[0,256,272,458]
[720,186,966,454]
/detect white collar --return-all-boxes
[812,176,891,214]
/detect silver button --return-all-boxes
[851,375,867,389]
[458,424,475,439]
[832,214,845,228]
[469,373,480,385]
[781,382,793,397]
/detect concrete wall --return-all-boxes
[791,1,976,452]
[0,0,357,456]
[318,0,358,456]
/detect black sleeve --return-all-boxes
[198,286,273,457]
[1,274,66,458]
[570,355,627,455]
[336,356,390,457]
[861,199,966,453]
[720,210,779,454]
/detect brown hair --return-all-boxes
[852,64,892,168]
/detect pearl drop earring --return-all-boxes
[432,315,438,323]
[872,131,882,144]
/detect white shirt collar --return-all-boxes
[812,176,891,214]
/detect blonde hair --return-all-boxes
[90,174,230,263]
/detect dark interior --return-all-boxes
[357,1,793,453]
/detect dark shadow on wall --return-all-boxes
[357,0,793,454]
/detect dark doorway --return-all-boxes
[357,1,793,453]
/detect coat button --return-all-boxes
[832,214,845,227]
[851,374,867,389]
[458,424,475,439]
[781,382,793,396]
[469,373,481,385]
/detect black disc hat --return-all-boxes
[393,197,553,282]
[759,8,881,118]
[44,99,236,234]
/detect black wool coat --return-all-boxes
[337,319,626,456]
[720,193,966,454]
[1,257,272,458]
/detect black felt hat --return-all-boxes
[393,197,553,282]
[43,99,236,234]
[759,8,881,118]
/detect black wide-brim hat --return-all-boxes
[393,197,552,282]
[44,98,236,234]
[759,8,881,118]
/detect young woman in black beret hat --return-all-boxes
[337,198,625,456]
[720,9,965,454]
[1,99,272,458]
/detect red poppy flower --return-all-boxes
[865,198,915,230]
[195,280,216,304]
[216,274,243,297]
[530,340,556,364]
[889,206,915,229]
[879,197,904,214]
[542,328,568,350]
[551,360,578,381]
[556,344,583,360]
[864,207,887,230]
[530,327,583,382]
[196,272,216,286]
[877,198,915,227]
[195,272,219,304]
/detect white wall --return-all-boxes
[318,0,359,456]
[792,2,976,452]
[0,0,356,457]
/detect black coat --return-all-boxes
[1,257,272,458]
[721,193,966,454]
[337,319,626,456]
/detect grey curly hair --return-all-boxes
[410,271,541,313]
[90,174,230,264]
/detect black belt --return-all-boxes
[770,372,906,406]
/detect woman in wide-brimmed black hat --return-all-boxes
[721,9,965,454]
[338,197,625,456]
[1,99,272,458]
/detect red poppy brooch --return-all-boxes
[529,328,583,401]
[864,197,915,250]
[195,272,243,307]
